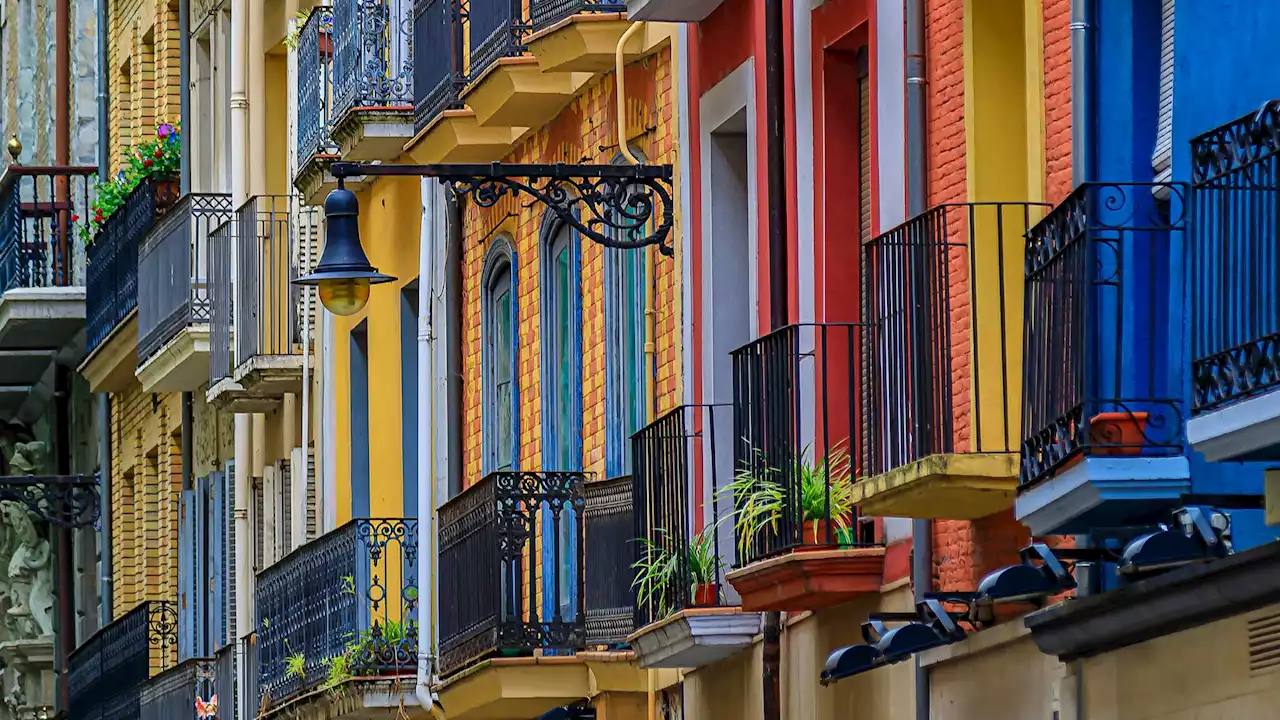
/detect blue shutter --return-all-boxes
[179,489,196,661]
[195,476,211,657]
[224,461,237,642]
[209,471,225,650]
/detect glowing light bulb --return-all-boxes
[318,277,371,316]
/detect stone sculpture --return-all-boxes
[0,505,50,639]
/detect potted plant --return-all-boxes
[633,528,725,618]
[687,528,722,606]
[80,122,181,245]
[723,441,857,554]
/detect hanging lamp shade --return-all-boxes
[294,186,396,316]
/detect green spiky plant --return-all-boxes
[632,528,725,619]
[721,441,856,555]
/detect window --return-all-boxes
[604,153,650,478]
[483,242,517,472]
[1153,0,1175,186]
[541,217,581,622]
[350,320,370,518]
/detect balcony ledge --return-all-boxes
[725,547,885,613]
[435,654,644,720]
[135,325,210,394]
[403,110,527,165]
[625,0,725,22]
[0,286,86,354]
[850,453,1020,520]
[627,607,763,669]
[462,57,593,130]
[1187,393,1280,462]
[1015,456,1191,536]
[206,376,282,413]
[257,675,428,720]
[233,354,310,398]
[77,313,138,393]
[330,105,416,162]
[294,153,369,206]
[525,15,675,73]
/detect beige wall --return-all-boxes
[925,628,1066,720]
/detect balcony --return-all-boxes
[0,165,95,413]
[1187,104,1280,461]
[436,470,639,719]
[254,519,419,715]
[723,324,884,613]
[208,196,319,411]
[627,404,763,670]
[623,0,723,23]
[850,202,1048,520]
[68,601,178,720]
[525,2,673,75]
[1015,183,1189,535]
[82,177,179,392]
[328,0,416,161]
[140,657,216,720]
[135,192,233,393]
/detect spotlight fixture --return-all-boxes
[1119,506,1233,579]
[820,642,883,685]
[875,599,966,661]
[976,543,1077,605]
[536,705,597,720]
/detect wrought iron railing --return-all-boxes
[86,177,178,353]
[438,471,586,677]
[730,323,878,565]
[255,519,418,708]
[863,202,1049,477]
[1190,102,1280,413]
[332,0,414,124]
[413,0,465,131]
[0,165,96,292]
[209,220,233,383]
[137,192,234,362]
[529,0,627,33]
[469,0,526,82]
[1020,182,1187,488]
[68,600,178,720]
[632,404,737,630]
[140,657,216,720]
[215,642,237,720]
[234,195,319,371]
[297,7,337,164]
[584,475,634,646]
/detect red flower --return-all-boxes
[71,214,79,222]
[154,148,163,159]
[143,159,153,168]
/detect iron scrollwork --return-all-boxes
[0,474,100,528]
[331,161,676,256]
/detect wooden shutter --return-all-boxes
[858,50,872,244]
[179,489,196,661]
[224,462,238,642]
[253,475,265,573]
[277,460,293,559]
[1153,0,1175,184]
[194,477,210,657]
[209,471,226,650]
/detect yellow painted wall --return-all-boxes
[265,51,290,195]
[926,631,1066,719]
[330,176,421,522]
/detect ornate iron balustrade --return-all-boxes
[254,519,418,709]
[297,7,337,164]
[413,0,466,131]
[438,471,586,677]
[584,475,634,646]
[0,165,96,292]
[530,0,627,33]
[86,178,178,353]
[209,220,233,383]
[68,600,178,720]
[863,202,1049,477]
[234,195,319,371]
[140,657,216,720]
[632,404,736,630]
[730,323,878,566]
[469,0,527,82]
[1020,182,1187,488]
[1190,102,1280,413]
[137,193,234,362]
[332,0,414,123]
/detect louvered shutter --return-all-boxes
[224,462,237,642]
[1153,0,1175,185]
[278,460,293,558]
[253,476,265,572]
[209,471,226,649]
[179,489,196,661]
[195,477,211,657]
[294,204,321,347]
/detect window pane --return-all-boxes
[495,283,513,471]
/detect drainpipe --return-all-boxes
[905,0,930,717]
[230,0,252,710]
[179,0,190,194]
[763,0,787,715]
[53,366,74,712]
[97,0,108,182]
[96,0,112,632]
[1070,0,1094,186]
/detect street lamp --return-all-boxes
[293,184,396,316]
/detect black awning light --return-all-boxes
[976,542,1078,605]
[536,706,597,720]
[820,600,968,686]
[820,642,884,685]
[1120,505,1233,579]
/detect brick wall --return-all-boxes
[460,48,680,487]
[107,0,182,176]
[1043,0,1073,203]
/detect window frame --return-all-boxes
[482,238,519,474]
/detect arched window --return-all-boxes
[482,238,518,473]
[603,150,650,477]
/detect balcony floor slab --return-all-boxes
[233,353,310,398]
[1188,392,1280,462]
[726,547,885,613]
[206,376,283,413]
[404,109,527,164]
[525,15,675,73]
[256,676,429,720]
[0,287,85,352]
[136,325,210,394]
[463,57,593,130]
[434,656,592,720]
[331,107,416,162]
[77,313,138,393]
[627,608,762,669]
[1015,455,1192,536]
[850,452,1020,520]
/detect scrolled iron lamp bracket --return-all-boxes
[330,160,676,257]
[0,474,99,528]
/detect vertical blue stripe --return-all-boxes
[401,286,419,519]
[351,323,371,518]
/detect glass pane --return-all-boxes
[495,284,513,470]
[555,244,573,462]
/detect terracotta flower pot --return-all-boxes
[692,583,718,607]
[318,32,333,55]
[1088,411,1149,455]
[802,519,836,549]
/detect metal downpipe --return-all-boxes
[905,0,931,716]
[1071,0,1094,185]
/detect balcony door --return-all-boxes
[541,217,581,625]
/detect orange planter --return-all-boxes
[1088,411,1149,455]
[692,583,718,607]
